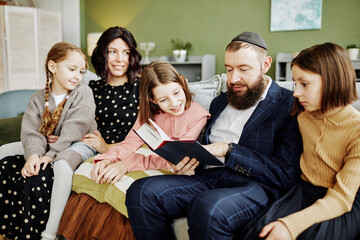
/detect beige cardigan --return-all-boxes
[21,83,97,160]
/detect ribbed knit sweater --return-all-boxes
[280,105,360,239]
[21,84,98,160]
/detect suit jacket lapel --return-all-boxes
[239,81,284,145]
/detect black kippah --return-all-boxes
[231,31,268,50]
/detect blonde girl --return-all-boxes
[0,42,97,240]
[242,42,360,240]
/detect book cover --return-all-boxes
[133,119,224,166]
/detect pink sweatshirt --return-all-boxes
[93,102,210,172]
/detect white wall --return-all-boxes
[36,0,80,47]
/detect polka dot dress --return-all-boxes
[89,78,140,144]
[0,155,54,240]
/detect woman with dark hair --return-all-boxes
[57,26,143,239]
[92,26,141,85]
[83,26,142,151]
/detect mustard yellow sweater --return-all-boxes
[280,105,360,239]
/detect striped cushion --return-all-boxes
[72,154,173,217]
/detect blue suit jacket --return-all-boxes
[203,80,302,199]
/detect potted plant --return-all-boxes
[170,38,192,62]
[347,44,359,60]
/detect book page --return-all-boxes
[148,118,172,141]
[134,123,163,150]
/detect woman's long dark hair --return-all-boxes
[91,26,142,84]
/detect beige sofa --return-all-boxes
[1,75,360,240]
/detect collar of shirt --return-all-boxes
[259,76,271,102]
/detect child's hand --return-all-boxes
[172,157,199,176]
[259,221,292,240]
[40,155,53,170]
[98,161,127,185]
[82,131,109,153]
[21,154,41,178]
[90,159,112,182]
[46,135,59,144]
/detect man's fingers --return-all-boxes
[180,158,197,173]
[174,157,190,172]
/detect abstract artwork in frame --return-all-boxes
[270,0,322,32]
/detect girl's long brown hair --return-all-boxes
[39,42,87,136]
[138,60,192,125]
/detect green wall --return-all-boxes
[80,0,360,79]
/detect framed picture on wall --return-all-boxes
[270,0,322,32]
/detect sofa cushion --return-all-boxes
[187,75,222,110]
[0,115,23,146]
[72,150,173,218]
[0,89,36,119]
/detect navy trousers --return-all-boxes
[126,167,270,240]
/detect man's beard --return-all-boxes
[227,74,266,110]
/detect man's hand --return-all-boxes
[259,221,292,240]
[82,131,109,153]
[21,154,41,178]
[171,157,199,176]
[203,142,229,157]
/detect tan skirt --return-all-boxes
[58,192,135,240]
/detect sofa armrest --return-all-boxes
[0,141,23,159]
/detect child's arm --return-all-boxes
[120,112,209,172]
[93,117,145,164]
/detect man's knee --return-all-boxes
[188,185,269,234]
[126,176,158,207]
[188,191,232,227]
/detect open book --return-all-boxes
[133,119,224,166]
